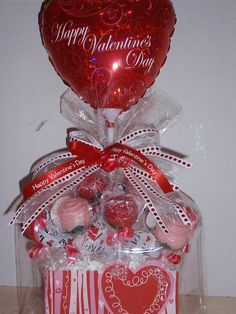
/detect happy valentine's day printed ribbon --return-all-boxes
[10,129,193,234]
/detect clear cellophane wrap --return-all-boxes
[12,89,206,314]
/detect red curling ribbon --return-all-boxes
[106,231,114,246]
[166,253,182,265]
[88,225,99,240]
[106,121,115,128]
[106,228,134,246]
[22,137,172,201]
[118,227,134,243]
[182,243,190,253]
[65,240,78,263]
[28,245,44,259]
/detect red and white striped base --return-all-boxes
[45,262,178,314]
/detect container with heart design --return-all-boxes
[44,261,178,314]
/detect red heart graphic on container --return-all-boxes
[101,261,174,314]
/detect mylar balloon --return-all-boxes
[39,0,176,111]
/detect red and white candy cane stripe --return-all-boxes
[118,129,159,145]
[21,165,99,234]
[129,168,191,227]
[129,165,179,191]
[33,152,74,177]
[10,167,85,225]
[124,168,169,234]
[138,147,193,169]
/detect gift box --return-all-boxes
[10,1,206,313]
[44,263,178,314]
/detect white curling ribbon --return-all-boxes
[11,129,192,235]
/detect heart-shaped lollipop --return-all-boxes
[39,0,176,111]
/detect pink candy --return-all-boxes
[52,196,91,232]
[156,223,193,251]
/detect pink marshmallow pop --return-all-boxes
[51,196,91,233]
[156,222,193,251]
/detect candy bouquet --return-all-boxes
[11,1,206,313]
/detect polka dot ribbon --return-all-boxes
[10,129,193,234]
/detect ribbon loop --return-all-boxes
[11,129,192,234]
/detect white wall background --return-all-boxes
[0,0,236,297]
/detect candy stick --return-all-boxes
[102,108,122,143]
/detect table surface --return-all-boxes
[0,286,235,314]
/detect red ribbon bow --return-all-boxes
[11,130,182,236]
[10,128,195,258]
[22,139,172,201]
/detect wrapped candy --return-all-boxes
[12,90,205,314]
[103,195,139,229]
[77,174,108,200]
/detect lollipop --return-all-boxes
[51,196,91,233]
[77,173,108,200]
[103,195,138,229]
[155,222,192,251]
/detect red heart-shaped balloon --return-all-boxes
[101,261,174,314]
[39,0,176,111]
